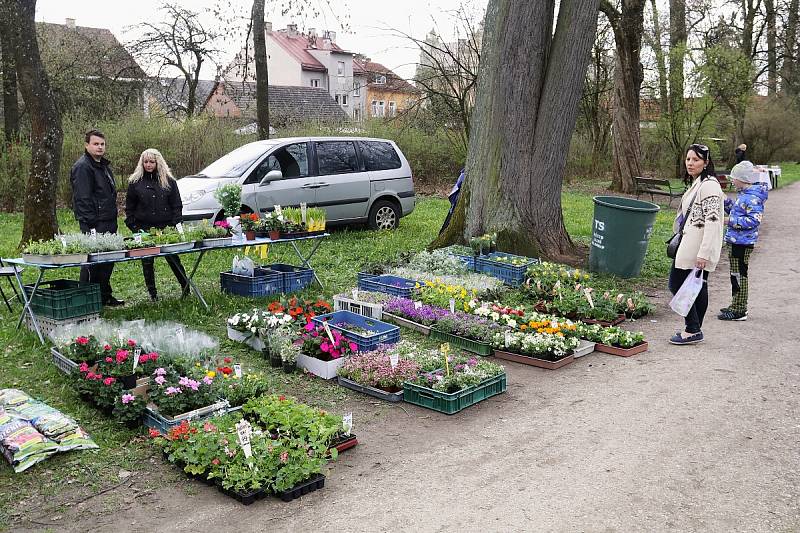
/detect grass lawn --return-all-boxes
[4,160,796,526]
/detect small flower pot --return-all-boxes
[261,346,271,359]
[120,374,138,390]
[268,230,281,241]
[282,361,296,374]
[244,230,256,241]
[270,352,282,368]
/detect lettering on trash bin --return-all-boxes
[591,219,605,249]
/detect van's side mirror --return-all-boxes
[260,170,282,186]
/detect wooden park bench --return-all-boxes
[634,177,683,206]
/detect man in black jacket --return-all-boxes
[70,129,124,306]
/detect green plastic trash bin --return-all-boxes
[589,196,660,278]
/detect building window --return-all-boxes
[310,79,320,88]
[354,108,361,121]
[371,100,377,116]
[388,101,396,116]
[353,81,360,97]
[371,100,385,117]
[375,74,386,85]
[342,94,348,106]
[337,61,345,76]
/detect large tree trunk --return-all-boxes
[766,0,777,95]
[433,0,600,263]
[602,0,646,194]
[0,9,20,143]
[3,0,62,243]
[252,0,269,140]
[781,0,798,95]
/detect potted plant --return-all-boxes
[295,322,358,379]
[491,329,580,369]
[382,297,451,335]
[22,238,90,265]
[260,212,285,241]
[429,314,504,356]
[72,363,124,413]
[213,183,243,236]
[125,235,160,257]
[112,393,147,428]
[239,213,260,241]
[279,336,300,373]
[85,232,127,262]
[151,226,194,253]
[577,324,648,357]
[337,346,420,401]
[306,207,327,234]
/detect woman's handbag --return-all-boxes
[666,187,701,259]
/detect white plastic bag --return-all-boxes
[232,255,255,277]
[669,268,704,317]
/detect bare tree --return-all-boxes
[0,0,63,243]
[579,18,614,173]
[779,0,798,94]
[433,0,600,262]
[600,0,647,194]
[127,2,221,117]
[0,13,20,142]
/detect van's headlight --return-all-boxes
[182,190,207,204]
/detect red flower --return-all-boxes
[79,362,89,372]
[211,458,220,465]
[149,352,159,361]
[224,357,232,364]
[76,336,89,345]
[127,339,137,347]
[221,366,232,375]
[103,344,111,351]
[103,377,116,386]
[105,356,113,363]
[279,395,286,401]
[148,428,161,438]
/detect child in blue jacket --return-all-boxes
[718,161,768,321]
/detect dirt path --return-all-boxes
[14,184,800,533]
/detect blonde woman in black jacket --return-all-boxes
[125,149,189,301]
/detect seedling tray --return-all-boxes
[493,350,574,370]
[277,473,325,502]
[402,373,507,415]
[338,376,403,402]
[429,329,492,356]
[595,341,649,357]
[143,400,231,434]
[381,313,431,336]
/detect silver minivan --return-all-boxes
[178,137,415,229]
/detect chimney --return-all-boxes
[287,23,298,37]
[265,21,272,32]
[323,30,336,43]
[65,18,76,29]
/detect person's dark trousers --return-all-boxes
[141,255,189,299]
[79,220,117,303]
[669,265,710,334]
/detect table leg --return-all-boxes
[289,239,325,289]
[15,268,45,344]
[180,250,209,311]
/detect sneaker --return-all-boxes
[718,310,747,321]
[669,331,704,345]
[103,296,125,307]
[719,307,731,313]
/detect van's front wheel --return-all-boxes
[368,200,399,230]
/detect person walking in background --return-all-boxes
[735,143,747,163]
[70,129,124,306]
[718,161,767,321]
[668,144,725,345]
[125,148,189,301]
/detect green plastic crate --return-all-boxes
[430,329,493,356]
[402,373,507,414]
[24,279,102,320]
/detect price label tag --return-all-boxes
[117,331,124,345]
[584,288,595,309]
[234,364,242,378]
[351,289,359,301]
[59,235,67,247]
[342,413,353,436]
[176,327,185,343]
[273,205,283,216]
[322,321,335,343]
[413,301,422,309]
[389,352,399,369]
[134,233,143,244]
[449,298,456,313]
[132,348,141,371]
[236,419,253,458]
[176,223,184,236]
[300,202,307,223]
[90,228,97,240]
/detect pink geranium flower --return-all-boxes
[127,339,137,347]
[79,362,89,372]
[105,357,113,363]
[304,321,315,332]
[155,375,166,385]
[76,336,89,345]
[121,393,135,404]
[103,377,116,386]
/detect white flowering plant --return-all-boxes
[492,330,579,361]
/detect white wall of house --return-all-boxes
[301,70,327,91]
[264,34,303,86]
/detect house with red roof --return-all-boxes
[229,24,366,121]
